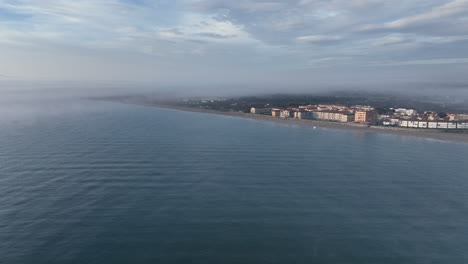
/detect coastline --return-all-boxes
[103,99,468,144]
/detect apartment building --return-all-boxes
[355,110,378,124]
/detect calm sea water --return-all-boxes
[1,93,468,264]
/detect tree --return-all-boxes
[438,112,448,118]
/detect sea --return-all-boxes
[1,91,468,264]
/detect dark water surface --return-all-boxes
[1,94,468,264]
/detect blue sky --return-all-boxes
[1,0,468,92]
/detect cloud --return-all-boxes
[371,35,407,46]
[369,57,468,66]
[187,0,286,12]
[156,16,255,44]
[1,0,468,87]
[194,32,237,39]
[0,0,257,57]
[359,0,468,34]
[296,35,343,44]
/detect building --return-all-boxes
[280,109,294,118]
[427,114,438,121]
[454,114,468,121]
[316,104,348,111]
[310,111,354,123]
[353,105,374,111]
[294,110,318,120]
[271,108,281,117]
[399,120,468,129]
[458,121,468,129]
[394,108,417,116]
[294,111,307,119]
[250,107,271,115]
[382,118,400,126]
[355,110,378,124]
[299,105,318,109]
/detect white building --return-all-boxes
[250,107,272,115]
[399,120,468,129]
[352,105,374,111]
[382,118,400,126]
[395,108,417,116]
[280,110,293,118]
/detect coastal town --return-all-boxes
[97,94,468,132]
[96,95,468,142]
[250,104,468,130]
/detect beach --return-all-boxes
[102,99,468,144]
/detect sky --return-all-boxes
[1,0,468,93]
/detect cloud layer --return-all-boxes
[1,0,468,90]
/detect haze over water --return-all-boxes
[1,93,468,264]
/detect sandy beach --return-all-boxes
[103,99,468,144]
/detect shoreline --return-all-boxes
[102,99,468,144]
